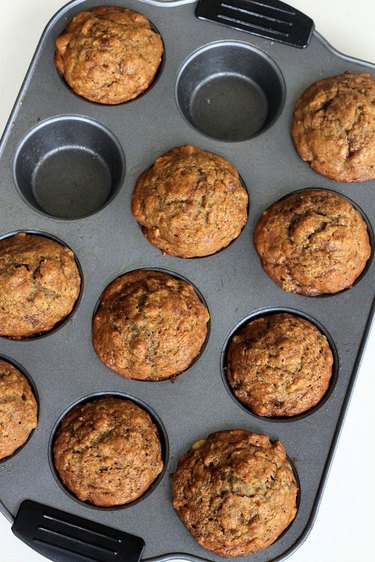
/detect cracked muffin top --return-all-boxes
[0,359,38,460]
[0,233,81,338]
[172,429,298,557]
[131,145,249,258]
[92,269,209,380]
[254,189,371,295]
[55,6,163,104]
[226,313,334,417]
[53,396,163,506]
[291,72,375,182]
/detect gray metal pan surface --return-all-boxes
[0,1,374,561]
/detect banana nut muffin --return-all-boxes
[254,189,371,295]
[226,313,334,417]
[55,6,163,104]
[172,429,298,557]
[291,72,375,182]
[0,359,38,460]
[131,145,249,258]
[0,233,81,338]
[92,269,209,380]
[53,396,163,507]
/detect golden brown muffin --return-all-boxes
[254,189,371,295]
[0,359,38,460]
[92,269,209,380]
[55,6,163,104]
[291,72,375,182]
[0,233,81,338]
[226,313,334,417]
[53,396,163,507]
[132,145,249,258]
[172,429,298,557]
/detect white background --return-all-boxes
[0,1,374,561]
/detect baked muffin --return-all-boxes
[254,189,371,295]
[291,72,375,182]
[172,429,297,557]
[0,233,81,338]
[55,6,163,104]
[92,269,209,380]
[53,396,163,507]
[0,359,38,460]
[132,145,249,257]
[226,313,334,417]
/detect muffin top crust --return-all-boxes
[92,269,209,380]
[132,145,249,258]
[254,189,371,295]
[0,233,81,338]
[172,429,298,557]
[55,6,163,104]
[53,396,163,506]
[226,313,334,417]
[0,359,37,460]
[291,72,375,182]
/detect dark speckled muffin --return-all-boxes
[0,359,37,460]
[254,189,371,295]
[132,145,249,258]
[172,429,298,557]
[0,233,81,338]
[226,313,334,417]
[291,72,375,182]
[53,396,163,507]
[92,269,209,380]
[55,6,163,104]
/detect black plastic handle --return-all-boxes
[195,0,315,48]
[12,500,145,562]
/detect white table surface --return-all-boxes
[0,1,374,561]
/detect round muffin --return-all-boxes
[226,313,334,417]
[54,6,163,104]
[131,145,249,258]
[172,429,298,557]
[53,396,164,507]
[92,269,209,380]
[0,359,38,460]
[0,233,81,338]
[254,189,371,295]
[291,72,375,182]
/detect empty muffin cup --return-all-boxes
[176,41,285,141]
[13,115,125,219]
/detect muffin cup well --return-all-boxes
[221,307,339,422]
[13,116,125,219]
[49,392,169,510]
[176,41,285,141]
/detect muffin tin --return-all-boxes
[0,1,375,561]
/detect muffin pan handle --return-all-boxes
[12,500,145,562]
[195,0,315,48]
